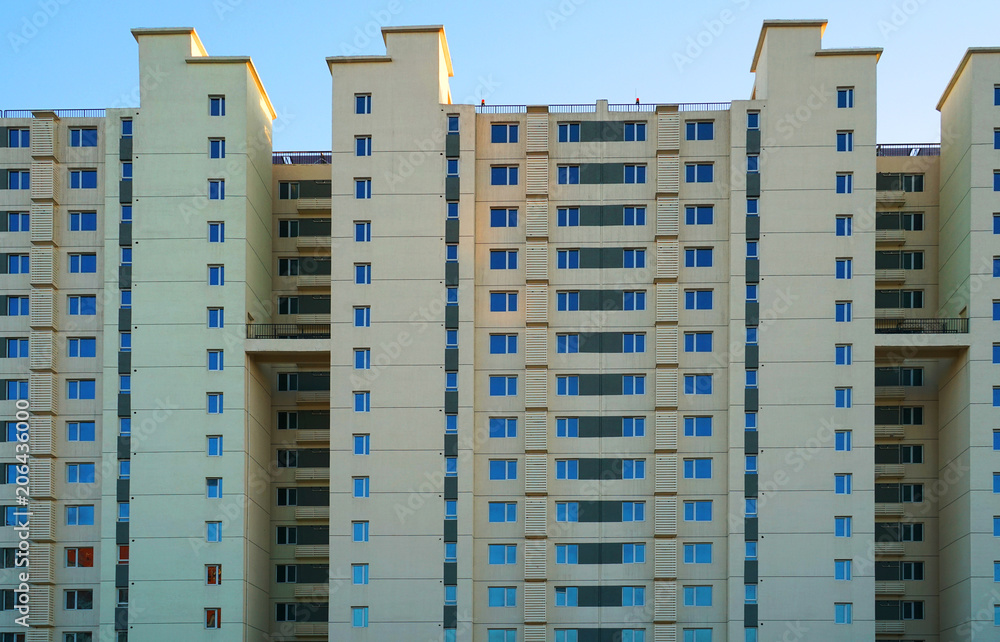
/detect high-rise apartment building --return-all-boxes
[1,18,999,642]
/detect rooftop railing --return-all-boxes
[875,143,941,157]
[3,109,107,118]
[474,105,528,114]
[273,152,332,165]
[247,324,331,339]
[676,102,732,112]
[475,102,732,114]
[874,317,968,334]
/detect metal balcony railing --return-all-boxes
[272,151,332,165]
[875,143,940,156]
[874,317,969,334]
[246,324,330,339]
[3,109,107,118]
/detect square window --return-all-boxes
[489,376,517,396]
[624,164,646,183]
[485,417,514,438]
[683,501,712,522]
[682,585,713,606]
[558,123,580,142]
[488,544,517,564]
[558,291,580,311]
[622,417,645,437]
[685,205,714,225]
[8,170,30,189]
[487,586,516,607]
[490,334,518,354]
[834,602,852,624]
[490,291,517,312]
[624,122,646,141]
[69,211,97,231]
[835,431,852,451]
[556,417,579,438]
[683,459,712,479]
[685,248,713,267]
[684,374,712,395]
[352,564,369,585]
[685,290,713,310]
[835,559,852,580]
[491,208,517,227]
[491,123,519,143]
[488,502,516,522]
[556,165,580,185]
[5,212,29,232]
[491,249,518,269]
[835,344,852,365]
[69,128,98,147]
[67,338,96,358]
[355,179,372,199]
[354,392,371,412]
[686,121,714,140]
[623,206,646,225]
[683,543,712,564]
[558,207,580,226]
[685,163,714,183]
[7,128,29,147]
[66,505,95,526]
[684,416,712,437]
[623,375,645,395]
[557,249,579,269]
[490,166,518,186]
[278,182,299,200]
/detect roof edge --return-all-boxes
[380,25,453,77]
[937,47,1000,111]
[131,27,207,56]
[751,19,828,72]
[185,57,277,121]
[816,48,883,63]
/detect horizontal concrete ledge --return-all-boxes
[875,334,970,353]
[245,338,331,359]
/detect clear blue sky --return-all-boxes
[5,0,999,149]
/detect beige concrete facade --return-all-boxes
[1,17,999,642]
